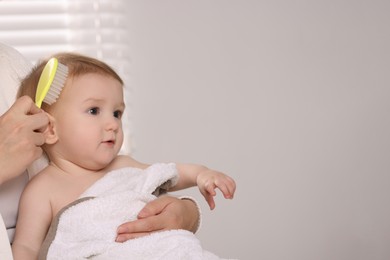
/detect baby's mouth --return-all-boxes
[103,139,115,145]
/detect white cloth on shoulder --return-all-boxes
[40,163,225,260]
[0,42,31,107]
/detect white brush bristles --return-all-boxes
[44,62,68,105]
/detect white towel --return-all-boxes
[41,163,225,260]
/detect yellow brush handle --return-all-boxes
[35,58,59,108]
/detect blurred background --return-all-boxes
[1,1,390,259]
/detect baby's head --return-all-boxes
[18,52,123,108]
[19,52,125,170]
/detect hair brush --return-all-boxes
[35,57,68,108]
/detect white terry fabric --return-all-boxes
[43,163,224,260]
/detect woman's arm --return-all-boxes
[116,195,200,242]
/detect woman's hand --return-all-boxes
[0,96,49,184]
[115,195,199,242]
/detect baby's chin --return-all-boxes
[77,156,118,172]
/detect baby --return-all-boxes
[12,52,236,259]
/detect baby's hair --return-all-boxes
[18,52,123,108]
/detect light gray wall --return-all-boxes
[125,1,390,259]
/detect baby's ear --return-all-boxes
[43,113,58,144]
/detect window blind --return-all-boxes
[0,0,130,68]
[0,0,133,154]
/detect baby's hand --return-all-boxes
[196,168,236,210]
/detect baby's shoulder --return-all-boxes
[24,166,58,191]
[19,167,56,205]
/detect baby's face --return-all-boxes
[49,73,125,170]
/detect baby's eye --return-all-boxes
[113,110,123,119]
[88,107,100,115]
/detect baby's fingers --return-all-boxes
[204,192,216,210]
[217,183,232,199]
[216,178,236,199]
[204,181,217,197]
[199,184,216,210]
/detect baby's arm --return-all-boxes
[12,175,53,259]
[117,156,236,209]
[170,164,236,210]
